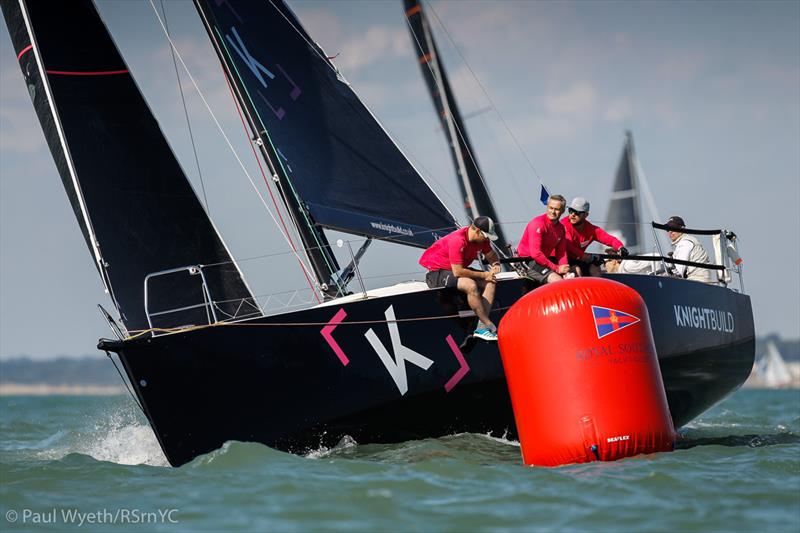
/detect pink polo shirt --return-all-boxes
[419,227,491,271]
[561,218,624,260]
[516,213,568,271]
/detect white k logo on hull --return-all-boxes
[365,305,434,395]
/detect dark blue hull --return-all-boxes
[110,274,754,466]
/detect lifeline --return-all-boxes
[673,305,734,333]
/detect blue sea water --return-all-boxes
[0,390,798,532]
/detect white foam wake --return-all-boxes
[38,406,168,467]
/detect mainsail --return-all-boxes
[403,0,508,250]
[605,131,644,253]
[193,0,457,255]
[1,0,257,332]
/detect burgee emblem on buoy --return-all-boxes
[591,306,640,339]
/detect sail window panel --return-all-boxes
[198,0,456,248]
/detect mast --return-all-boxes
[193,0,342,297]
[403,0,508,250]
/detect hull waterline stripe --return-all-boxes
[16,43,32,60]
[45,69,129,76]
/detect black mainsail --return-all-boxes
[403,0,507,250]
[605,131,644,253]
[0,0,257,332]
[193,0,457,267]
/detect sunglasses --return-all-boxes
[568,208,587,216]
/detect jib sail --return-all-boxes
[193,0,457,249]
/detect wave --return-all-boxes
[37,403,168,467]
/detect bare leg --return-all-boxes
[457,278,494,329]
[547,272,563,283]
[480,279,497,329]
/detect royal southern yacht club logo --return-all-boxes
[591,306,640,339]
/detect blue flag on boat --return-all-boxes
[539,183,550,206]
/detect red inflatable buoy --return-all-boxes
[498,277,675,466]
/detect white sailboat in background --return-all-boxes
[745,341,800,389]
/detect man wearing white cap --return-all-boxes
[561,197,628,276]
[419,216,502,341]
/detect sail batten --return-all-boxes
[194,0,457,250]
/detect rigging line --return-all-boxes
[422,1,544,183]
[404,6,493,211]
[158,0,209,213]
[125,304,515,338]
[220,66,321,302]
[404,13,477,216]
[212,29,344,294]
[145,0,317,289]
[266,0,458,226]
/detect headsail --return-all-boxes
[403,0,508,250]
[193,0,457,251]
[1,0,258,333]
[605,131,644,253]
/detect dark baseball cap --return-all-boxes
[665,216,686,230]
[473,216,499,241]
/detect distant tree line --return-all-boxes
[0,356,120,385]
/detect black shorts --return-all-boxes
[425,268,480,289]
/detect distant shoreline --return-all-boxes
[0,383,125,396]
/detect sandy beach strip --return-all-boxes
[0,383,125,396]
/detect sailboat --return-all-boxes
[3,0,755,467]
[751,342,795,388]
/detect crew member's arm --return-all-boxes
[448,235,494,282]
[593,226,625,251]
[452,263,494,281]
[672,239,692,278]
[564,239,585,261]
[485,249,501,273]
[527,225,559,271]
[555,236,570,274]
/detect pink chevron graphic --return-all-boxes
[444,335,470,393]
[321,308,349,366]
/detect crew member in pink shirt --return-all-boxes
[419,216,502,341]
[561,197,628,276]
[516,194,569,284]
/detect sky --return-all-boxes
[1,0,798,359]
